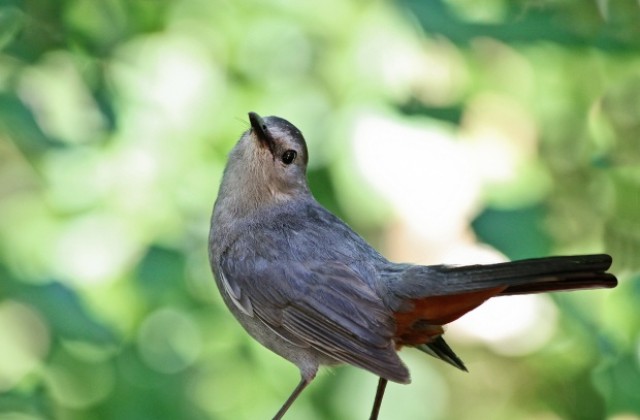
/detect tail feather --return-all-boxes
[392,254,616,299]
[416,336,467,372]
[441,254,616,294]
[389,254,617,344]
[499,272,617,295]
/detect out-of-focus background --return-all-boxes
[1,0,639,419]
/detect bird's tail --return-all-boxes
[389,254,616,345]
[416,336,467,371]
[440,254,616,297]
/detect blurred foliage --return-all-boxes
[0,0,639,419]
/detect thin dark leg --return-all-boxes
[369,377,388,420]
[272,376,311,420]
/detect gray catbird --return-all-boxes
[208,112,617,419]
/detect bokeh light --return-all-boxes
[0,302,49,392]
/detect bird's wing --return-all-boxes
[219,252,410,384]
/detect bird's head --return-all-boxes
[219,112,311,212]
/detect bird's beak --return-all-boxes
[248,112,275,154]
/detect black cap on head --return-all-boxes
[248,112,309,165]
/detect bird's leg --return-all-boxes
[369,377,388,420]
[272,375,312,420]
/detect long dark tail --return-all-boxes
[439,254,616,296]
[390,254,617,345]
[392,254,616,300]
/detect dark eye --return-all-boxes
[281,150,297,165]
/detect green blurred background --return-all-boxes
[1,0,639,419]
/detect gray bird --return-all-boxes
[208,112,617,419]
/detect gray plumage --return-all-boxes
[208,112,616,419]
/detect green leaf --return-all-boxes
[0,6,24,51]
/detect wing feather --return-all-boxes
[220,254,410,383]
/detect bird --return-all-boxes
[208,112,617,419]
